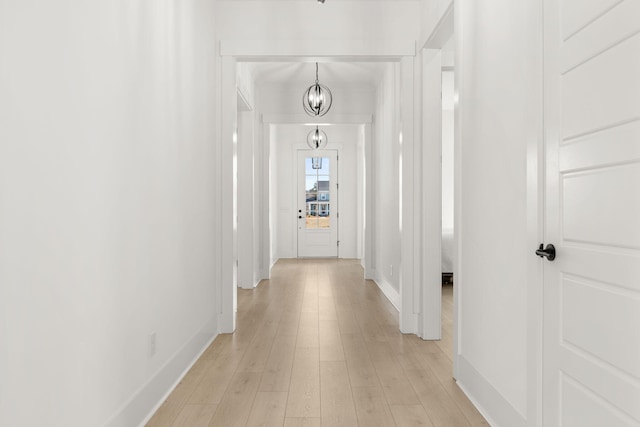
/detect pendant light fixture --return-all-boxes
[311,157,323,169]
[303,63,333,117]
[307,126,328,150]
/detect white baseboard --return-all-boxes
[456,355,527,427]
[101,317,218,427]
[240,278,260,289]
[371,271,400,311]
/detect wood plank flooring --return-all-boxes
[147,259,488,426]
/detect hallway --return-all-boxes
[147,259,487,426]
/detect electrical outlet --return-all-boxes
[149,332,157,358]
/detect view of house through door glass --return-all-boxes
[298,150,338,257]
[305,156,330,229]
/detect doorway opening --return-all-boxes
[297,149,339,258]
[220,47,422,336]
[439,34,455,359]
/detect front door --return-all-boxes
[543,1,640,425]
[297,150,338,257]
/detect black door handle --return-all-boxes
[536,244,556,261]
[298,215,303,219]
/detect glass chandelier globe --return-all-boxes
[307,126,328,150]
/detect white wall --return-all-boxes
[236,64,259,289]
[356,125,366,260]
[237,109,257,288]
[269,125,279,269]
[420,0,453,46]
[259,85,377,117]
[0,2,218,426]
[442,71,454,230]
[372,64,401,295]
[455,0,541,425]
[216,0,421,42]
[271,125,359,259]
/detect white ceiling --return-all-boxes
[246,61,388,88]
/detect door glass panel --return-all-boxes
[305,157,330,229]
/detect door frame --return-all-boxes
[218,40,419,335]
[264,117,370,266]
[419,47,443,342]
[418,3,451,344]
[293,146,342,259]
[236,89,257,291]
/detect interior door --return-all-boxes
[297,150,338,258]
[543,1,640,425]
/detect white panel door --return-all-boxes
[297,150,338,258]
[543,1,640,425]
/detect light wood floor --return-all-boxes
[147,259,488,427]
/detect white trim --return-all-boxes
[528,5,545,425]
[219,55,238,334]
[456,356,528,427]
[421,2,454,50]
[529,3,544,426]
[261,122,271,282]
[362,123,374,278]
[220,39,416,59]
[101,319,218,427]
[399,56,418,335]
[413,53,424,338]
[236,86,253,112]
[262,114,372,125]
[453,0,463,382]
[419,48,443,340]
[219,39,416,342]
[294,146,341,258]
[241,278,260,290]
[372,271,400,311]
[290,142,345,258]
[237,107,255,291]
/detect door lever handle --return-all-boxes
[536,243,556,261]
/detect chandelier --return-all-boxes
[307,126,328,150]
[303,63,333,117]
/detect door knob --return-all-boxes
[535,243,556,261]
[298,215,303,219]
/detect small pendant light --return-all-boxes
[303,63,333,117]
[307,126,328,150]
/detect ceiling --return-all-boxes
[243,33,454,89]
[246,61,388,88]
